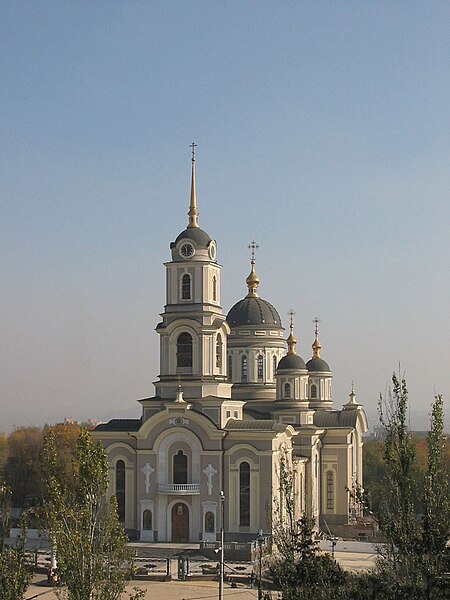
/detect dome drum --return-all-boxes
[226,296,282,328]
[170,228,217,263]
[306,358,331,373]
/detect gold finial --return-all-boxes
[286,309,297,355]
[312,317,321,359]
[246,240,260,296]
[175,384,185,403]
[187,142,199,228]
[345,382,359,407]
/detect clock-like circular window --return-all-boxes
[180,242,195,258]
[208,241,217,260]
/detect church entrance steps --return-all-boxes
[128,542,204,559]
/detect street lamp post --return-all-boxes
[257,529,264,600]
[218,490,225,600]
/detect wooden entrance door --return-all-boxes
[171,503,189,542]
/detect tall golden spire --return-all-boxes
[286,309,297,355]
[187,142,199,228]
[246,240,260,297]
[312,317,321,359]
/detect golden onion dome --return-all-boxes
[312,337,321,359]
[246,261,260,296]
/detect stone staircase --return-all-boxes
[129,543,207,559]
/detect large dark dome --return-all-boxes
[306,357,331,372]
[171,227,211,249]
[227,296,281,327]
[277,354,307,371]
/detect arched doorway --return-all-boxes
[171,503,189,542]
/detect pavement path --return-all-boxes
[22,540,378,599]
[25,575,261,600]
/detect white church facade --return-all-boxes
[94,150,368,543]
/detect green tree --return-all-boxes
[42,428,143,600]
[268,455,348,600]
[374,374,449,598]
[421,394,450,591]
[376,373,423,595]
[362,439,385,515]
[0,484,32,600]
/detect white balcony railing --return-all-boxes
[157,483,200,495]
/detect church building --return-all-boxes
[94,149,368,543]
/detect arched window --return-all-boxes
[257,355,264,382]
[173,450,188,484]
[205,511,215,533]
[216,333,222,368]
[239,462,250,526]
[284,382,291,398]
[273,356,277,379]
[241,355,248,383]
[310,383,317,399]
[212,276,217,302]
[228,354,233,379]
[177,332,193,368]
[116,460,126,522]
[181,274,191,300]
[143,509,152,530]
[327,471,334,510]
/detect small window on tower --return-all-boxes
[257,355,264,382]
[181,274,191,300]
[310,383,317,399]
[216,333,223,368]
[228,354,233,380]
[284,383,291,398]
[273,356,277,379]
[241,355,248,383]
[212,276,217,301]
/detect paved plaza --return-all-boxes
[23,540,377,600]
[26,577,260,600]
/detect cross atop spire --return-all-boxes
[190,142,197,162]
[245,240,260,297]
[187,142,199,228]
[286,309,297,355]
[312,317,322,359]
[313,317,321,339]
[288,309,296,334]
[248,240,259,263]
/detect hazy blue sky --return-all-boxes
[1,1,449,432]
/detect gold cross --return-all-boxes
[313,317,321,337]
[288,309,296,332]
[189,142,197,161]
[248,240,259,262]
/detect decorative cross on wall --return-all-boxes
[141,462,154,495]
[202,463,218,496]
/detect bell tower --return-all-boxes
[154,146,232,400]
